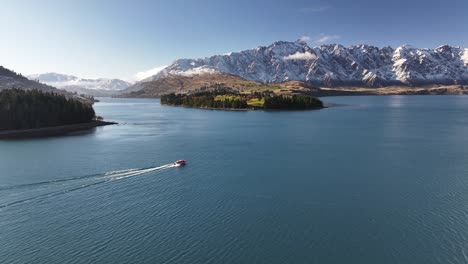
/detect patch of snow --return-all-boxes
[393,58,407,67]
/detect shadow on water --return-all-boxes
[64,127,97,137]
[0,127,98,141]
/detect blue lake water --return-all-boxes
[1,96,468,263]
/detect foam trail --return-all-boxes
[105,168,141,176]
[0,163,176,209]
[0,164,174,192]
[112,164,177,179]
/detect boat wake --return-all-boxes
[0,163,177,209]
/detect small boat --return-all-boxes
[174,160,186,166]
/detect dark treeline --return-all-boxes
[0,89,95,130]
[161,92,248,109]
[264,94,324,109]
[162,89,324,110]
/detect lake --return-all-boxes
[1,96,468,263]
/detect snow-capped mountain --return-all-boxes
[1,66,60,92]
[27,73,132,96]
[0,66,90,101]
[28,73,131,91]
[146,40,468,87]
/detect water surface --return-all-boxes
[1,96,468,263]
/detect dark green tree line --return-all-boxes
[0,89,95,130]
[162,90,323,110]
[161,92,248,109]
[264,94,323,109]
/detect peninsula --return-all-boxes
[0,89,116,139]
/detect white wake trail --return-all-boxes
[0,163,178,209]
[109,164,176,180]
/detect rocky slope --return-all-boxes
[141,41,468,87]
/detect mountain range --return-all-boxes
[0,66,97,103]
[4,41,468,98]
[137,40,468,88]
[27,73,131,96]
[0,66,58,93]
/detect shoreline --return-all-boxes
[312,85,468,97]
[0,120,117,139]
[162,103,250,111]
[161,103,324,111]
[120,85,468,99]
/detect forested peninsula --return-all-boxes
[0,89,115,138]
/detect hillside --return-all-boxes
[119,73,283,98]
[0,66,59,93]
[119,72,468,98]
[0,66,94,104]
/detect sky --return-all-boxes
[0,0,467,81]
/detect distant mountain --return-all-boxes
[27,73,131,96]
[1,66,62,93]
[140,40,468,87]
[0,66,95,103]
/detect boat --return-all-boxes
[174,160,186,166]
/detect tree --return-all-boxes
[0,89,95,130]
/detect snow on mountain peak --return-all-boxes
[140,41,467,87]
[28,72,78,83]
[28,73,131,91]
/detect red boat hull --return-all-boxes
[175,160,186,166]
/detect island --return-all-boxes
[0,89,116,139]
[160,88,324,110]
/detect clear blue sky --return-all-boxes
[0,0,467,80]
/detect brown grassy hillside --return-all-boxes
[119,73,468,98]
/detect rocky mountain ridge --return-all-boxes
[142,41,468,87]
